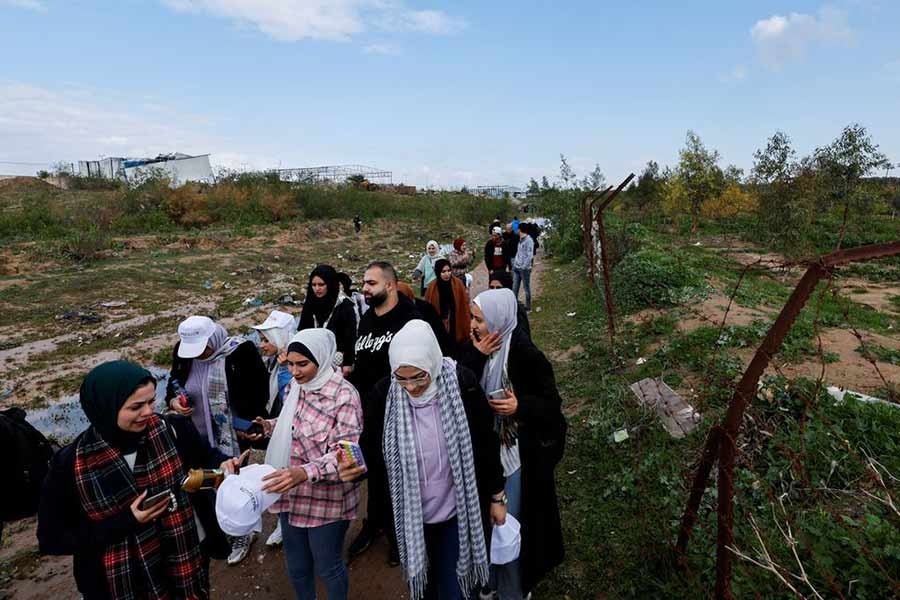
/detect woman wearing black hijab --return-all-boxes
[424,258,471,352]
[38,361,243,600]
[297,264,358,376]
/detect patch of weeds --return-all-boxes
[151,346,173,367]
[856,343,900,366]
[611,249,706,313]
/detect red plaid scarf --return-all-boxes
[75,415,206,600]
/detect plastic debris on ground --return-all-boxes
[243,297,264,307]
[611,429,629,443]
[566,312,576,317]
[100,300,128,308]
[202,280,213,290]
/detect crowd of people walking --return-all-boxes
[36,217,565,600]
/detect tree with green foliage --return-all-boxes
[540,176,553,192]
[558,154,576,189]
[751,131,816,250]
[527,178,540,195]
[814,124,890,221]
[346,174,366,186]
[672,131,725,235]
[630,160,662,213]
[579,164,605,191]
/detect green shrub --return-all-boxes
[57,225,111,261]
[611,249,705,312]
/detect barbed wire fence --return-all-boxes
[577,193,900,598]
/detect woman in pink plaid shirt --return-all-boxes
[253,328,362,600]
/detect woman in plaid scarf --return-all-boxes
[38,361,244,600]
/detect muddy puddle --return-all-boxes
[25,367,171,444]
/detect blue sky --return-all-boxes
[1,0,898,188]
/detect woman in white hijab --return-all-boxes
[253,329,362,600]
[251,309,297,547]
[462,289,567,600]
[412,240,443,296]
[339,320,506,600]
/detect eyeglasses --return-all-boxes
[394,371,429,387]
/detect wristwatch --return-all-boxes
[491,492,509,506]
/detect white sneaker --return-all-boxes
[227,533,255,565]
[266,522,283,547]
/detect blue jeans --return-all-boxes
[512,268,531,311]
[280,513,350,600]
[492,469,523,599]
[424,517,461,600]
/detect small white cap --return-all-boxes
[491,226,502,235]
[215,464,281,537]
[177,315,217,359]
[251,310,294,331]
[490,514,521,565]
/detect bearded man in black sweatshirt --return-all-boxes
[346,261,420,564]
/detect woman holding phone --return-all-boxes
[252,328,362,600]
[461,289,567,600]
[38,360,244,600]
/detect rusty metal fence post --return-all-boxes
[592,174,634,348]
[674,240,900,600]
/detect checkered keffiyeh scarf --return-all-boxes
[207,338,241,456]
[74,415,206,600]
[383,358,489,600]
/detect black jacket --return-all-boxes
[164,340,270,421]
[37,415,230,600]
[459,327,567,593]
[483,238,512,272]
[348,294,421,399]
[297,297,357,367]
[359,364,505,535]
[414,298,456,359]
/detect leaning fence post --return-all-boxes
[674,240,900,599]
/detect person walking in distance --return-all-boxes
[346,261,421,564]
[511,226,535,312]
[484,227,510,275]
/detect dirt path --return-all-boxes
[2,254,548,600]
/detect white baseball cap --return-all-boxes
[490,514,521,565]
[251,310,294,331]
[492,226,502,235]
[215,464,282,537]
[177,315,217,359]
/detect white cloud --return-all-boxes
[1,0,47,12]
[750,7,853,69]
[161,0,464,42]
[0,81,278,172]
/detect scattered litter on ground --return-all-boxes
[566,312,576,317]
[243,297,264,307]
[636,357,647,365]
[0,385,15,400]
[277,294,298,305]
[202,280,213,290]
[535,306,542,313]
[827,386,895,409]
[56,310,101,325]
[611,429,629,443]
[100,300,128,308]
[630,377,701,438]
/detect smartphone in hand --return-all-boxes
[488,389,508,400]
[338,440,367,471]
[232,416,264,436]
[140,489,171,511]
